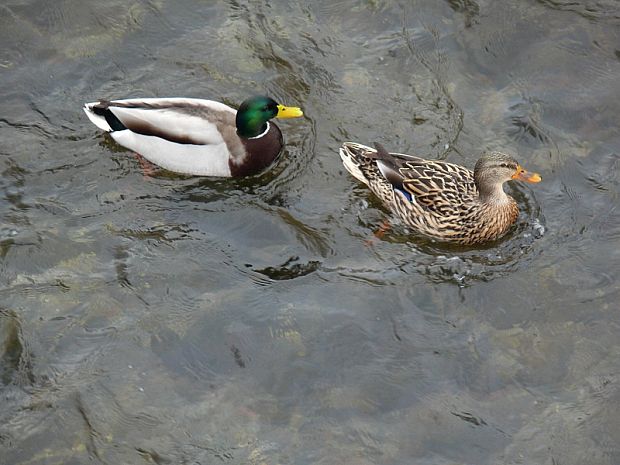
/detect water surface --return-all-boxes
[1,1,619,464]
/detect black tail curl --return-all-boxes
[92,100,126,132]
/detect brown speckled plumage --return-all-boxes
[339,142,540,245]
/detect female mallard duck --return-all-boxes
[84,96,303,177]
[339,142,541,245]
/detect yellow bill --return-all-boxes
[276,104,304,119]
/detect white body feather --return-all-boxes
[84,98,238,176]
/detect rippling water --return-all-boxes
[1,0,619,464]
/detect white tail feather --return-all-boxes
[83,103,112,132]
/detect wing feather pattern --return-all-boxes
[83,98,240,177]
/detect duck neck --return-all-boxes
[476,180,510,205]
[237,122,269,139]
[236,111,269,139]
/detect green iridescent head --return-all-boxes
[235,95,303,138]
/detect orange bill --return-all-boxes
[512,165,542,183]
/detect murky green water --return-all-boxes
[1,0,619,463]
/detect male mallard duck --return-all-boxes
[83,95,303,177]
[339,142,541,245]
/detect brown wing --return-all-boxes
[399,158,477,215]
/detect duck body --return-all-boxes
[83,96,303,177]
[339,142,541,245]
